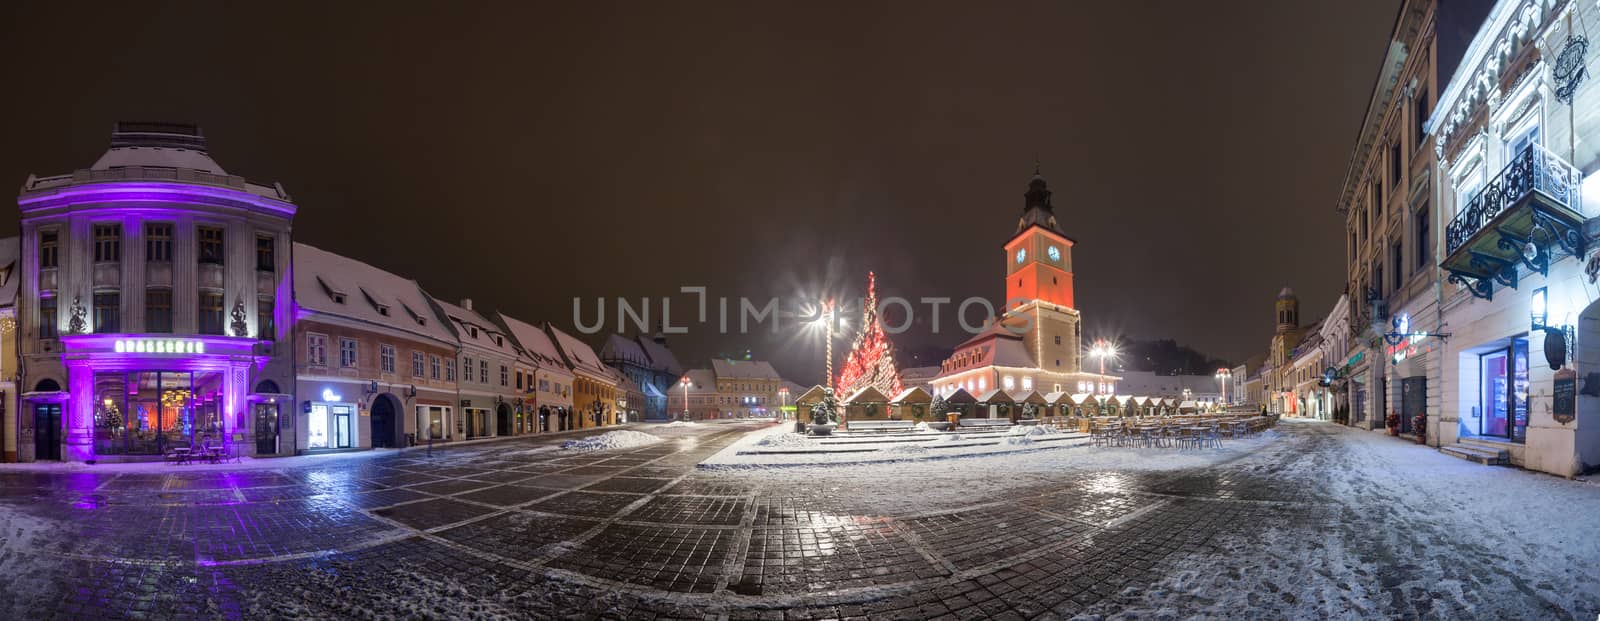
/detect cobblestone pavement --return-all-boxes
[0,421,1595,619]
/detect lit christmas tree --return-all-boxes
[835,271,904,399]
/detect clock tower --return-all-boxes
[1004,171,1075,310]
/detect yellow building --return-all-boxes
[547,325,620,428]
[0,237,17,461]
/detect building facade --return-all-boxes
[1429,0,1600,475]
[16,123,295,462]
[599,333,683,422]
[292,243,459,452]
[0,238,19,461]
[433,298,523,439]
[548,325,620,428]
[496,314,577,432]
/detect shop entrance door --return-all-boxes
[1478,337,1529,442]
[254,403,279,455]
[33,403,61,461]
[1401,377,1426,434]
[332,405,354,448]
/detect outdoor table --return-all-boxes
[170,447,192,465]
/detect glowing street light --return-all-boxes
[813,299,839,393]
[1215,368,1232,406]
[680,375,691,421]
[1089,340,1117,391]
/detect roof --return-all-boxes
[711,359,782,380]
[638,337,684,375]
[91,122,226,174]
[794,385,829,404]
[0,236,18,307]
[548,324,612,379]
[495,312,573,377]
[682,369,718,393]
[1016,390,1048,404]
[292,243,455,345]
[842,385,890,404]
[890,386,932,404]
[1014,172,1068,238]
[975,389,1014,404]
[599,334,650,368]
[433,298,519,360]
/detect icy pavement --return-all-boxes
[0,419,1594,619]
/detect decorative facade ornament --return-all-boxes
[67,297,86,334]
[1552,35,1589,105]
[230,300,249,337]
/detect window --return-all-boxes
[307,333,329,366]
[445,359,456,381]
[1054,335,1061,345]
[145,289,173,333]
[198,292,225,334]
[198,226,224,265]
[1477,337,1529,442]
[430,354,441,380]
[500,365,509,386]
[412,352,426,377]
[145,223,173,262]
[258,298,274,338]
[380,344,396,373]
[39,296,58,338]
[256,235,275,272]
[516,371,524,390]
[463,357,474,382]
[93,292,119,333]
[94,224,121,262]
[1389,141,1402,194]
[1414,203,1431,271]
[1415,86,1429,147]
[39,231,59,269]
[1506,116,1540,160]
[339,338,358,368]
[1391,241,1404,288]
[480,360,488,384]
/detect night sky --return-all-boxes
[0,1,1398,384]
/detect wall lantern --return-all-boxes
[1531,287,1549,331]
[1532,287,1570,370]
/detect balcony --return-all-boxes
[1441,144,1586,300]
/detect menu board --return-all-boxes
[1553,368,1577,424]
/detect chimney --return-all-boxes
[461,298,473,311]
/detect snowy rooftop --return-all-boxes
[638,337,684,375]
[22,122,290,201]
[292,243,455,345]
[494,312,573,377]
[711,359,783,380]
[548,324,613,379]
[600,335,650,367]
[682,368,718,393]
[433,298,519,360]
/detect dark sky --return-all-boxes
[0,1,1397,384]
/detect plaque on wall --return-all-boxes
[1553,368,1577,425]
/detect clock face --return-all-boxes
[1015,248,1027,264]
[1047,246,1061,262]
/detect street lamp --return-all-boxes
[778,386,790,421]
[1215,368,1231,406]
[680,376,691,421]
[812,299,839,393]
[1089,340,1117,392]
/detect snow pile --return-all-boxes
[561,430,663,451]
[881,444,930,455]
[1003,435,1034,446]
[937,433,964,442]
[755,433,818,449]
[1007,425,1057,437]
[664,421,700,427]
[914,422,933,431]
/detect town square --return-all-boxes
[1,0,1600,618]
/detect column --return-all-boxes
[65,360,94,462]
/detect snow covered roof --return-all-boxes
[842,385,890,404]
[292,243,455,345]
[0,236,18,307]
[682,369,718,393]
[712,359,782,380]
[890,386,932,404]
[494,312,573,377]
[91,123,226,174]
[1042,391,1067,404]
[1016,390,1048,404]
[794,385,829,404]
[638,338,684,375]
[975,389,1014,404]
[548,324,612,379]
[433,298,518,360]
[600,334,650,368]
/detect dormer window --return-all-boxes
[317,276,348,305]
[402,303,427,326]
[361,288,390,317]
[468,326,479,338]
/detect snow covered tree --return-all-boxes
[835,271,904,399]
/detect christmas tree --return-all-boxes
[835,271,904,399]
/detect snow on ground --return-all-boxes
[561,430,664,451]
[701,422,1099,466]
[662,421,701,427]
[1077,419,1600,619]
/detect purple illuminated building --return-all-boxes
[16,123,296,462]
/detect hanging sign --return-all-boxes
[1553,368,1577,424]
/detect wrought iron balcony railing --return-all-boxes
[1445,143,1583,256]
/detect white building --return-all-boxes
[496,313,576,431]
[432,298,523,439]
[1428,0,1600,475]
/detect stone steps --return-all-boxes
[1440,442,1509,466]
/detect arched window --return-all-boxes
[33,378,61,392]
[255,380,281,394]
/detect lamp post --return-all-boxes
[1089,340,1116,392]
[1215,368,1231,406]
[680,376,691,421]
[818,299,837,393]
[778,387,790,421]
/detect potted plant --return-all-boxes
[1385,410,1401,436]
[1412,414,1427,444]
